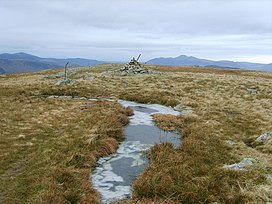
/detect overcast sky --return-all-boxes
[0,0,271,63]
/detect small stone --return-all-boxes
[56,78,69,85]
[226,140,235,145]
[246,88,258,94]
[17,134,26,139]
[83,76,95,80]
[55,78,77,86]
[223,158,256,171]
[47,95,57,99]
[256,131,272,142]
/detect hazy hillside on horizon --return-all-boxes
[0,52,272,74]
[147,55,272,72]
[0,52,104,74]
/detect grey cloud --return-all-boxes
[0,0,271,63]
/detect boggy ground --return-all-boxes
[0,64,271,203]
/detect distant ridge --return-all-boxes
[0,52,104,74]
[1,52,271,74]
[147,55,272,72]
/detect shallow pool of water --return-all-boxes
[91,100,181,203]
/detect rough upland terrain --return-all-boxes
[0,64,271,203]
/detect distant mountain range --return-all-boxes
[147,55,272,72]
[0,52,104,74]
[1,52,271,74]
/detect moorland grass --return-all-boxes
[1,64,271,203]
[0,81,132,203]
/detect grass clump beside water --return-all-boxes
[152,114,184,131]
[0,82,132,203]
[133,117,267,203]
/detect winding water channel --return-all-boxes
[47,96,181,203]
[92,100,181,203]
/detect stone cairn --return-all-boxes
[120,54,151,75]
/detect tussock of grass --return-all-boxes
[119,91,179,107]
[152,114,184,131]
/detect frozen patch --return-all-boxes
[90,100,182,203]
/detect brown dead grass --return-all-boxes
[0,81,131,203]
[152,114,184,131]
[133,118,268,203]
[1,64,271,203]
[150,64,272,79]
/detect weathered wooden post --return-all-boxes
[64,62,69,81]
[136,54,141,61]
